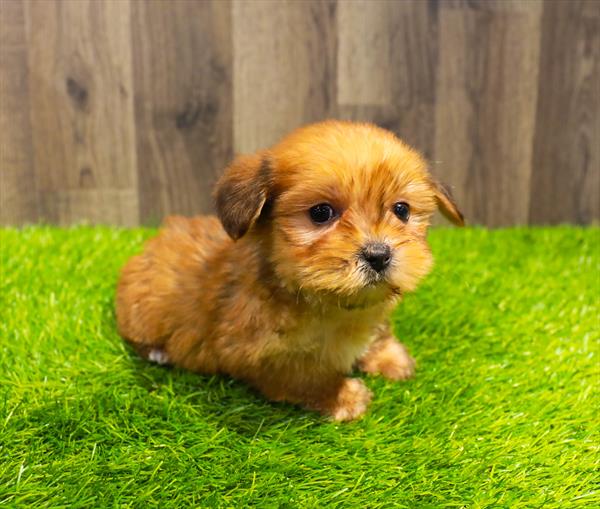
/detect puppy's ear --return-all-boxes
[214,152,272,240]
[431,179,465,226]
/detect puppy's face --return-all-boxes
[216,122,463,307]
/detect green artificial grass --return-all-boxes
[0,226,598,508]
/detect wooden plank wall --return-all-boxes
[0,0,598,227]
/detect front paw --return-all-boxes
[358,338,416,381]
[329,378,373,422]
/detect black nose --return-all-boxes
[361,243,392,272]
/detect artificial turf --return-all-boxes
[0,226,598,508]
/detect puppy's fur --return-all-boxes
[116,121,463,421]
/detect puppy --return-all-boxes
[116,121,463,421]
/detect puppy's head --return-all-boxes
[215,121,463,307]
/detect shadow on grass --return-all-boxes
[20,293,465,457]
[124,343,324,436]
[16,344,323,462]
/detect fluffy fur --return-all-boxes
[116,121,463,421]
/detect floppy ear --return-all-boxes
[431,179,465,226]
[214,152,272,240]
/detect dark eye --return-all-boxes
[309,203,336,224]
[393,202,410,222]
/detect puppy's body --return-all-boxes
[117,215,390,418]
[116,121,463,420]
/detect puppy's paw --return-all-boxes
[148,348,170,365]
[358,338,416,381]
[329,378,372,422]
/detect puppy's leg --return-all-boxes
[310,377,373,422]
[250,367,372,421]
[357,323,416,381]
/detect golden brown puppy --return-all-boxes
[116,121,463,421]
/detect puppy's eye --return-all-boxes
[309,203,336,224]
[393,202,410,222]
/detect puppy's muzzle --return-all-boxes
[360,242,391,273]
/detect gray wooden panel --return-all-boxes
[0,0,597,227]
[131,0,233,225]
[434,0,542,227]
[24,0,138,225]
[337,0,439,160]
[233,0,337,154]
[0,0,38,225]
[337,0,393,106]
[388,0,439,161]
[529,0,600,225]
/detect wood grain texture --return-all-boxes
[337,0,439,160]
[131,0,233,225]
[434,0,542,227]
[388,0,439,161]
[0,0,597,226]
[529,0,600,224]
[337,0,393,106]
[24,0,138,225]
[0,0,38,225]
[233,0,337,153]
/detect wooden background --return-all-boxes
[1,0,598,227]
